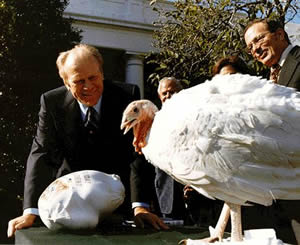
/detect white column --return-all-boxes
[125,53,144,98]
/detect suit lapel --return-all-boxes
[60,90,82,150]
[278,47,299,87]
[99,81,122,131]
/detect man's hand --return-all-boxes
[134,206,169,230]
[7,214,37,237]
[183,185,195,201]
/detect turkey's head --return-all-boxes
[121,100,158,153]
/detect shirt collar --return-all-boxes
[278,44,294,67]
[78,96,102,120]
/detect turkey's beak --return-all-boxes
[121,116,137,135]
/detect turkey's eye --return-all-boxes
[133,107,139,113]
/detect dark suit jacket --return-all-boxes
[130,154,157,206]
[23,80,140,213]
[278,45,300,90]
[130,154,187,219]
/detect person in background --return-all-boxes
[156,77,183,103]
[7,44,140,237]
[212,55,251,76]
[244,18,300,88]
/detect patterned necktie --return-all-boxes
[84,107,99,135]
[270,64,281,83]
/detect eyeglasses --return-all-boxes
[246,31,271,54]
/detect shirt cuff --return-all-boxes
[132,202,150,209]
[23,208,39,216]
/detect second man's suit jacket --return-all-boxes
[278,45,300,91]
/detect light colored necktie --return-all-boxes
[270,64,281,83]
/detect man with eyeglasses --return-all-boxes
[244,18,300,89]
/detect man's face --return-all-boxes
[158,80,181,103]
[63,54,104,106]
[244,22,284,67]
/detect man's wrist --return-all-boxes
[132,202,150,209]
[23,208,39,216]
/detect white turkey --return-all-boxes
[121,74,300,244]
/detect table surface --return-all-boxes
[15,224,215,245]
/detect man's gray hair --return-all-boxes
[157,77,182,93]
[56,44,104,82]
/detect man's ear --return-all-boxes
[276,28,285,41]
[64,80,70,90]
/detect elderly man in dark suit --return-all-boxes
[7,44,139,237]
[244,18,300,244]
[244,18,300,88]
